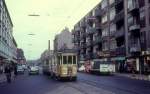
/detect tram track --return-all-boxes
[78,78,141,94]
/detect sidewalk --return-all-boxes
[115,73,150,81]
[0,72,15,84]
[0,73,6,84]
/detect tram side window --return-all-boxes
[68,56,72,64]
[73,56,76,64]
[63,56,67,64]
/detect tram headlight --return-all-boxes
[61,67,67,74]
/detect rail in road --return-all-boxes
[77,73,150,94]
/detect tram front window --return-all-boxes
[73,56,76,64]
[63,56,67,64]
[68,56,72,64]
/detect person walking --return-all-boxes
[4,64,12,83]
[14,65,18,77]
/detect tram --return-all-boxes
[50,50,77,81]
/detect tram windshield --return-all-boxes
[62,55,76,64]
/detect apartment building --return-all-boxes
[0,0,17,68]
[17,48,26,64]
[54,27,74,52]
[72,0,150,74]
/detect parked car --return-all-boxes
[17,66,24,74]
[78,65,85,72]
[28,66,39,75]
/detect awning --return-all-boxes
[111,57,125,61]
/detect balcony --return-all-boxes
[86,27,96,35]
[80,34,86,39]
[115,46,126,56]
[86,53,93,60]
[115,27,124,38]
[130,46,141,53]
[130,41,141,53]
[74,27,80,31]
[93,53,100,59]
[94,36,102,44]
[80,44,86,49]
[87,16,96,22]
[72,38,76,43]
[115,0,123,5]
[114,10,124,23]
[86,41,93,47]
[80,20,86,27]
[128,1,139,14]
[81,49,86,54]
[95,8,102,17]
[95,21,102,30]
[129,24,140,32]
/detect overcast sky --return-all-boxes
[5,0,101,60]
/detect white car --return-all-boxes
[78,65,85,72]
[29,66,39,75]
[17,66,24,74]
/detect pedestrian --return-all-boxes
[14,65,18,77]
[4,64,12,83]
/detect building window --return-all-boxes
[140,11,146,28]
[110,39,116,50]
[102,13,107,24]
[102,42,109,51]
[110,24,116,35]
[128,0,133,9]
[128,15,134,26]
[101,0,108,9]
[138,0,145,8]
[110,7,115,21]
[109,0,115,5]
[148,31,150,49]
[149,8,150,25]
[102,28,108,37]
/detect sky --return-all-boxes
[5,0,101,60]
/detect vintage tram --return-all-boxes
[50,50,77,81]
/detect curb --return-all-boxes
[115,73,150,81]
[0,74,6,84]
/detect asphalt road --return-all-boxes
[0,72,150,94]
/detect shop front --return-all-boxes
[126,58,140,73]
[142,51,150,74]
[111,57,125,73]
